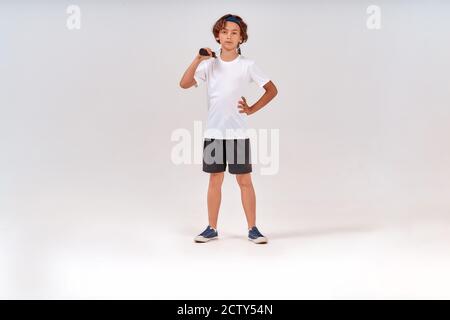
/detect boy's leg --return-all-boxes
[208,172,224,229]
[203,138,226,229]
[236,173,256,229]
[227,138,255,228]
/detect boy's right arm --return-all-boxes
[179,48,213,89]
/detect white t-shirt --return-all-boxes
[194,54,271,139]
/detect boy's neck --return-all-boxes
[220,47,239,61]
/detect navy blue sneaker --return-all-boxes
[248,226,268,244]
[194,225,218,243]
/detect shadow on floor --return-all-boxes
[179,224,381,240]
[266,224,380,240]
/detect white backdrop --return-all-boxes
[1,0,450,299]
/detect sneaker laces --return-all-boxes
[200,226,215,236]
[250,227,264,237]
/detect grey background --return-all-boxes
[1,0,449,298]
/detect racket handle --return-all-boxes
[199,48,216,58]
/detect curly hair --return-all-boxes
[212,14,248,55]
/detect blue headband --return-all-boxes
[225,16,240,24]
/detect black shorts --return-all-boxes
[203,138,252,174]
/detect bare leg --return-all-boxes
[236,173,256,229]
[207,172,224,229]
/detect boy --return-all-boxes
[179,14,278,244]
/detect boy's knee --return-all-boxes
[209,172,224,187]
[236,174,252,188]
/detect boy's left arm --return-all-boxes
[238,81,278,115]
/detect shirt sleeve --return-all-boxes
[248,61,271,88]
[193,60,208,88]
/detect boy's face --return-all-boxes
[217,21,242,50]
